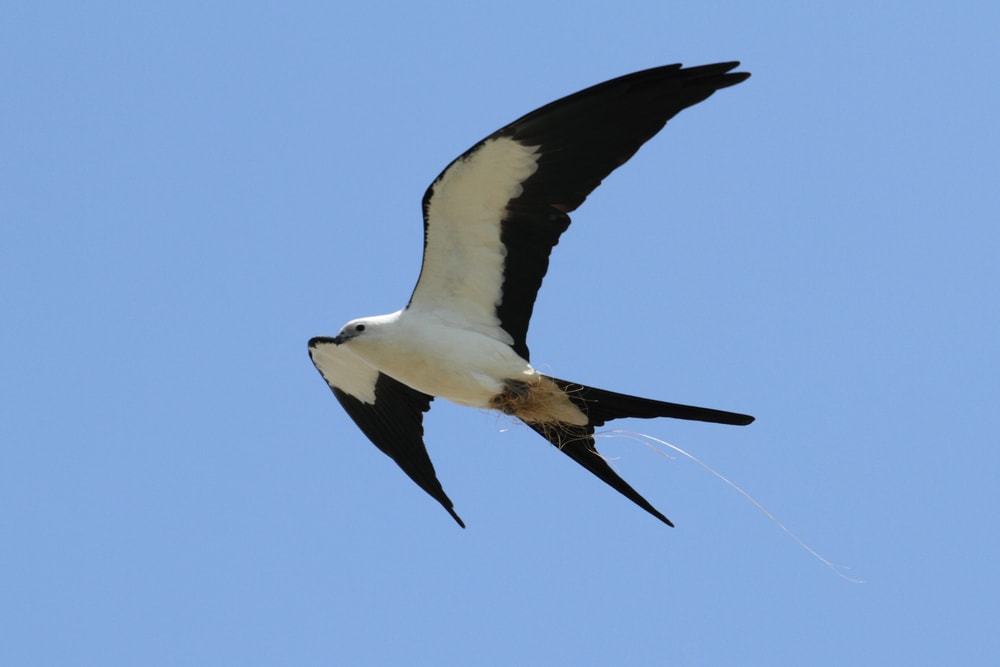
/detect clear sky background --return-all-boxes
[3,2,998,665]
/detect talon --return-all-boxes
[489,379,533,415]
[504,379,531,400]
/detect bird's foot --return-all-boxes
[490,379,533,415]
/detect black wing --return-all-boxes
[308,337,464,527]
[412,62,750,360]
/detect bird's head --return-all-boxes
[330,312,399,347]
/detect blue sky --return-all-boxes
[3,2,999,665]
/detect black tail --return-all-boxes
[526,377,753,527]
[554,378,754,428]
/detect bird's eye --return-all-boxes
[355,324,366,332]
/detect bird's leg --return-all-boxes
[504,379,532,399]
[490,379,533,415]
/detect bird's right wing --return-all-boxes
[308,337,465,527]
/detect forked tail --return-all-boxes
[524,377,753,527]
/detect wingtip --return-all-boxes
[448,509,466,529]
[694,60,750,89]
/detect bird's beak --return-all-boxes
[331,334,346,345]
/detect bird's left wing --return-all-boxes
[308,337,465,527]
[408,63,750,360]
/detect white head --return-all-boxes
[330,311,400,347]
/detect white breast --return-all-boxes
[351,310,537,408]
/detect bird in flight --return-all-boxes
[309,62,753,528]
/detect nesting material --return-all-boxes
[489,376,589,426]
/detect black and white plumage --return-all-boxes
[309,62,753,528]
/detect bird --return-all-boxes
[309,62,753,528]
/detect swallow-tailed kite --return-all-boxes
[309,62,753,528]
